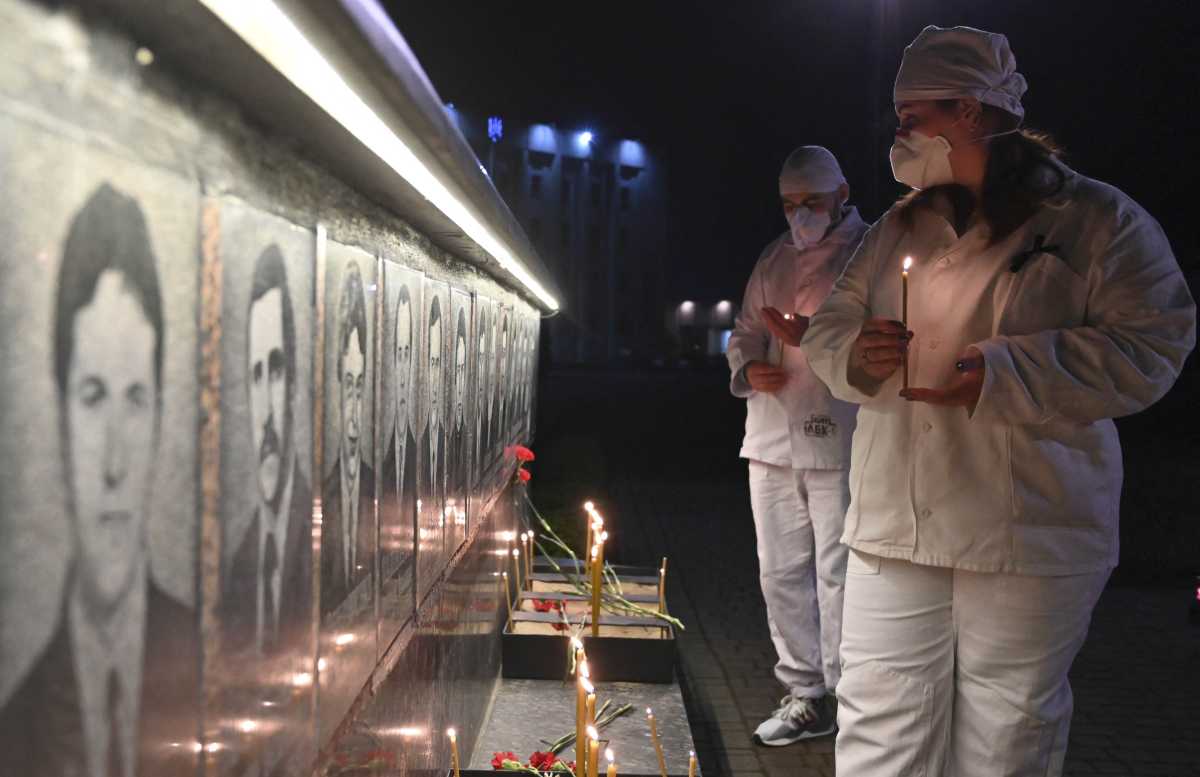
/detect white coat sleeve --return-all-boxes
[726,248,771,398]
[973,211,1196,426]
[800,222,885,405]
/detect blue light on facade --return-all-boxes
[578,130,593,146]
[487,116,503,143]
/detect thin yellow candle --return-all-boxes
[576,676,593,777]
[606,748,617,777]
[586,689,597,729]
[658,557,668,614]
[590,544,602,638]
[688,750,697,777]
[447,728,461,777]
[583,503,596,572]
[502,572,513,631]
[586,727,601,777]
[646,708,668,777]
[901,256,912,390]
[526,532,535,580]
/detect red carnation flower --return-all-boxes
[517,468,532,483]
[530,598,562,613]
[492,751,519,770]
[513,445,536,462]
[528,751,557,771]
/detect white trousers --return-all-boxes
[836,551,1110,777]
[747,461,849,698]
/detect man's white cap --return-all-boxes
[893,25,1027,122]
[778,146,846,196]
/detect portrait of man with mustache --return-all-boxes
[223,244,312,657]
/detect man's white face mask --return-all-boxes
[889,129,954,190]
[786,205,832,250]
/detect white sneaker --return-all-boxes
[751,694,836,746]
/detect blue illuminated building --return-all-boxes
[449,108,668,365]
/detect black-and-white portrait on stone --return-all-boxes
[214,201,315,776]
[321,249,376,616]
[378,261,422,635]
[0,175,199,777]
[490,305,511,468]
[447,289,472,550]
[470,295,494,513]
[417,277,450,598]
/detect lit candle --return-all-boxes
[902,256,912,390]
[688,750,697,777]
[590,544,602,638]
[658,557,668,614]
[606,748,617,777]
[447,728,461,777]
[646,708,668,777]
[586,687,597,729]
[502,571,513,631]
[512,547,523,592]
[526,532,535,580]
[576,676,593,777]
[587,727,601,777]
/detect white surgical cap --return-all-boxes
[893,25,1026,122]
[779,146,846,196]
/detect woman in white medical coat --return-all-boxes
[801,25,1195,776]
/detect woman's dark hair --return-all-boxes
[897,102,1066,245]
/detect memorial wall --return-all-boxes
[0,0,550,774]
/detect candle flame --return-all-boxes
[606,749,615,763]
[646,707,653,716]
[584,501,595,511]
[579,659,590,678]
[587,726,599,741]
[571,636,584,650]
[581,677,594,694]
[903,256,913,271]
[512,548,520,557]
[591,546,599,559]
[446,727,457,739]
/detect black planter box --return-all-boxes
[502,610,675,684]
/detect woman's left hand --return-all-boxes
[762,307,810,347]
[900,346,985,412]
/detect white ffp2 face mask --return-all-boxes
[889,130,954,190]
[786,206,832,249]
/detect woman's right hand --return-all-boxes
[848,318,911,387]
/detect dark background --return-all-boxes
[389,1,1200,583]
[387,0,1198,302]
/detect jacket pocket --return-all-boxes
[998,253,1087,336]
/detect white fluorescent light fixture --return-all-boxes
[198,0,559,311]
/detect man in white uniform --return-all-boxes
[726,146,868,745]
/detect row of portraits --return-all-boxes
[0,158,540,775]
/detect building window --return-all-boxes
[530,175,542,199]
[619,187,631,211]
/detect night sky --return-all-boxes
[387,1,1199,306]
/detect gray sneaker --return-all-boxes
[751,694,836,746]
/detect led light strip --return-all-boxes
[198,0,559,311]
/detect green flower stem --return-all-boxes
[524,493,684,632]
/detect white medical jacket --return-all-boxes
[728,207,869,470]
[801,164,1195,574]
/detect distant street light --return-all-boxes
[578,130,594,146]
